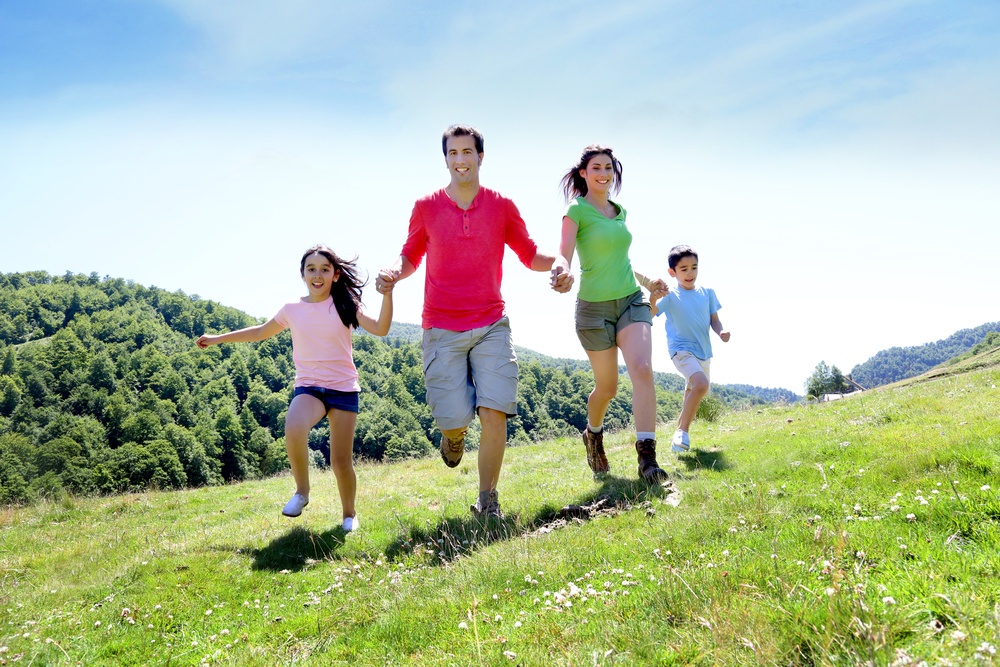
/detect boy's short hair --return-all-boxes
[441,124,484,156]
[668,245,698,270]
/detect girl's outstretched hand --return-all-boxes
[196,335,216,349]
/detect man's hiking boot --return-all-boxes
[636,439,668,482]
[582,427,610,474]
[440,430,467,468]
[471,489,503,519]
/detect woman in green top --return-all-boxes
[557,144,669,483]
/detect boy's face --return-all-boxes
[668,256,698,290]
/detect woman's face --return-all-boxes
[580,154,614,195]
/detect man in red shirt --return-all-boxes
[377,124,572,518]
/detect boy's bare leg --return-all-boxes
[475,407,507,492]
[585,347,620,427]
[618,323,656,434]
[677,372,710,433]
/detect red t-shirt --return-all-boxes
[401,187,539,331]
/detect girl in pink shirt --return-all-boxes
[197,245,393,532]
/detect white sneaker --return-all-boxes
[282,493,309,517]
[671,430,690,453]
[342,516,359,532]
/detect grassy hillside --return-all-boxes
[1,355,998,664]
[850,321,1000,388]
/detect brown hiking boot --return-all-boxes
[582,427,610,474]
[636,439,667,482]
[471,489,503,519]
[440,430,467,468]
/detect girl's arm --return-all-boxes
[196,318,285,348]
[356,288,393,337]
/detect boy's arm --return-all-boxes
[197,318,284,348]
[710,312,730,342]
[357,287,394,337]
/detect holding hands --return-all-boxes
[647,278,669,303]
[375,269,398,295]
[549,257,574,293]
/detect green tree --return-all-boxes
[805,361,850,398]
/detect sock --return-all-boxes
[477,490,492,509]
[588,423,603,433]
[637,432,656,442]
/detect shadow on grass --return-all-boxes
[382,472,676,567]
[247,526,348,572]
[675,447,732,472]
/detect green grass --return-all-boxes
[2,365,1000,665]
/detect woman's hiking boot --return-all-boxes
[440,429,467,468]
[636,439,667,482]
[471,489,503,518]
[582,427,610,474]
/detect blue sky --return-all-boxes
[2,0,999,393]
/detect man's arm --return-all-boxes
[529,250,573,293]
[376,255,417,293]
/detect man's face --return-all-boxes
[444,134,482,185]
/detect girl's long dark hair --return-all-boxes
[560,144,623,201]
[299,244,364,329]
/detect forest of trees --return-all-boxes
[0,271,773,505]
[849,322,1000,388]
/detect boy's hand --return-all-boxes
[720,331,731,343]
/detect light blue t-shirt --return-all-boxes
[654,285,721,360]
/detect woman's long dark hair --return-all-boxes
[299,244,365,329]
[560,144,623,201]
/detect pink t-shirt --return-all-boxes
[273,297,360,392]
[401,187,539,331]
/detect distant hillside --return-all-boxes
[850,321,1000,388]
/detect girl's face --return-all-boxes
[301,252,338,302]
[580,154,615,196]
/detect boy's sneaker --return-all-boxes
[440,430,467,468]
[581,427,610,474]
[671,430,690,453]
[282,493,309,517]
[636,439,668,482]
[342,516,359,532]
[471,490,503,519]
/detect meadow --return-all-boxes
[1,360,998,666]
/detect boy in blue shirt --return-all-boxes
[650,245,730,453]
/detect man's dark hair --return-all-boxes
[441,124,484,156]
